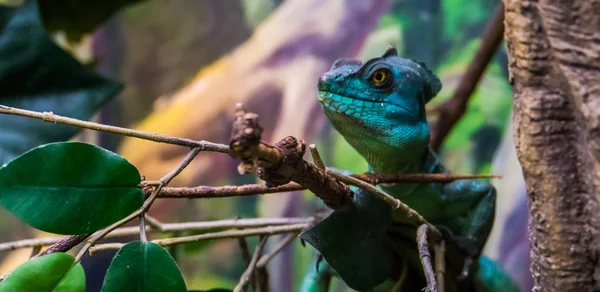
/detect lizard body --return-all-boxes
[298,47,520,292]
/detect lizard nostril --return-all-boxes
[318,75,330,91]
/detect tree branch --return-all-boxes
[0,105,228,152]
[434,241,446,292]
[256,233,298,268]
[154,173,499,199]
[34,234,90,258]
[0,218,313,253]
[428,4,505,151]
[417,224,437,292]
[504,0,600,290]
[234,236,269,292]
[229,104,354,209]
[89,223,308,254]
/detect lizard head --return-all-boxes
[317,46,441,169]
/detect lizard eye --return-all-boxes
[369,68,391,87]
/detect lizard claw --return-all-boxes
[436,226,480,279]
[457,257,473,280]
[316,253,324,273]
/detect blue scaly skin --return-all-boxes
[298,47,520,292]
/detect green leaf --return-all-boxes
[101,241,187,292]
[299,189,394,291]
[39,0,147,42]
[0,253,85,292]
[0,142,143,234]
[0,0,122,164]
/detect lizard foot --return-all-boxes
[437,226,480,279]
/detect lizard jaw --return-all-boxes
[317,90,404,136]
[317,91,406,121]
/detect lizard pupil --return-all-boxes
[371,70,387,84]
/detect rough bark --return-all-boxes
[504,0,600,291]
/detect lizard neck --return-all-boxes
[372,147,445,199]
[366,147,441,175]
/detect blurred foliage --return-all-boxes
[433,40,512,174]
[0,0,121,164]
[40,0,145,42]
[0,0,146,42]
[97,0,251,150]
[241,0,276,28]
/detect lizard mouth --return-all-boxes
[317,90,408,133]
[317,90,408,117]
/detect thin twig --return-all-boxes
[0,218,313,252]
[234,236,269,292]
[89,223,308,254]
[156,173,500,199]
[428,4,505,151]
[435,241,446,292]
[0,237,69,252]
[238,237,252,267]
[144,215,162,230]
[327,169,401,208]
[161,147,203,185]
[74,185,162,262]
[0,105,228,152]
[417,224,437,292]
[256,233,298,268]
[157,182,305,198]
[35,234,90,258]
[75,148,202,261]
[309,144,326,170]
[350,173,502,184]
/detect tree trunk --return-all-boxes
[504,0,600,291]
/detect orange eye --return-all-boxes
[370,69,387,84]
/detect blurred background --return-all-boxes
[0,0,532,291]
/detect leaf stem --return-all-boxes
[139,214,147,242]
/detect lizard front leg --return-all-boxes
[438,180,496,267]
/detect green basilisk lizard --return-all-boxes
[298,47,520,292]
